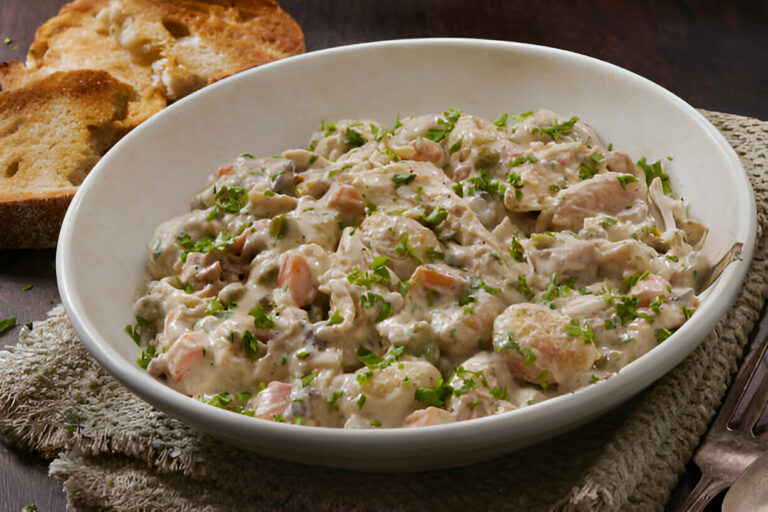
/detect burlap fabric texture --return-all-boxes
[0,110,766,511]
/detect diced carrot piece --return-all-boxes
[165,331,207,383]
[326,183,365,214]
[629,273,671,307]
[278,253,317,307]
[254,381,293,420]
[215,164,234,178]
[410,266,466,295]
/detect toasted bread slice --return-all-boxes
[0,0,304,135]
[0,70,131,249]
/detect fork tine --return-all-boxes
[681,474,730,512]
[725,336,768,433]
[733,365,768,434]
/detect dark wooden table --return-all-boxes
[1,1,766,509]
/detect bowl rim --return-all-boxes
[56,37,757,465]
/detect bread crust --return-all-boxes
[0,190,75,249]
[0,70,131,249]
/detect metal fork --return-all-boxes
[681,315,768,511]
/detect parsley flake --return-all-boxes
[326,310,344,326]
[249,306,275,328]
[536,116,579,142]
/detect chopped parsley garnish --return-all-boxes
[240,330,260,360]
[514,275,535,300]
[535,116,579,142]
[22,284,33,291]
[124,316,146,345]
[179,231,234,262]
[637,157,671,194]
[326,310,344,326]
[365,203,378,215]
[565,318,597,344]
[506,171,524,201]
[509,155,537,168]
[666,254,679,262]
[681,305,693,320]
[452,182,464,197]
[356,369,374,385]
[136,343,157,369]
[617,174,639,189]
[509,234,525,262]
[424,127,451,143]
[426,248,444,261]
[415,378,454,408]
[649,294,666,314]
[397,280,411,296]
[370,419,382,427]
[301,370,318,387]
[623,270,650,289]
[542,272,571,301]
[327,391,343,410]
[613,295,653,325]
[392,173,416,186]
[449,139,463,154]
[422,206,447,228]
[494,113,508,127]
[601,217,618,230]
[395,233,424,264]
[578,154,604,181]
[424,108,462,142]
[449,366,486,396]
[468,169,506,200]
[655,328,672,343]
[249,306,275,328]
[536,370,550,390]
[296,349,309,359]
[490,386,508,400]
[493,331,537,365]
[360,292,393,323]
[343,127,366,147]
[356,394,367,409]
[371,123,392,142]
[203,391,253,415]
[357,346,404,370]
[641,225,661,236]
[348,258,391,288]
[470,280,501,295]
[206,297,235,319]
[207,185,248,220]
[458,295,477,306]
[511,110,533,122]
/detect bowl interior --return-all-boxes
[57,39,755,471]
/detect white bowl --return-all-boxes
[57,39,755,471]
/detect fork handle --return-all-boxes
[681,474,729,511]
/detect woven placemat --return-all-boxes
[1,110,766,511]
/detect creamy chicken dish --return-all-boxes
[128,108,710,428]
